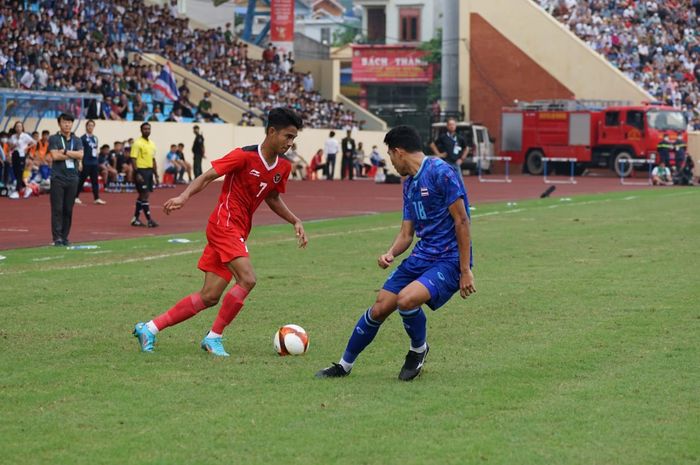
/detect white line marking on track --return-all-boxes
[32,256,65,262]
[0,228,29,232]
[0,226,401,275]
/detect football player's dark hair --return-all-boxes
[384,125,423,153]
[266,107,303,131]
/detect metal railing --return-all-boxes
[0,88,101,132]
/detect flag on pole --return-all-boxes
[153,63,180,101]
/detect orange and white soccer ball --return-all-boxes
[273,324,309,356]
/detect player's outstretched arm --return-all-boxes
[163,168,219,215]
[265,191,308,248]
[378,220,414,269]
[449,199,476,298]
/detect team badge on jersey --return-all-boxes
[273,173,282,183]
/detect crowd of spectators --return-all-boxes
[0,120,204,201]
[534,0,700,130]
[0,0,362,129]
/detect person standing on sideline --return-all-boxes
[324,131,339,180]
[130,123,160,228]
[176,142,193,183]
[674,134,687,172]
[48,113,83,246]
[192,125,205,178]
[75,120,106,205]
[341,129,356,180]
[656,134,673,167]
[35,130,51,182]
[354,142,369,177]
[430,118,467,188]
[132,107,308,357]
[316,125,475,381]
[8,121,37,198]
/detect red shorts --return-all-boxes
[197,222,249,282]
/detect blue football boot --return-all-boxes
[201,335,230,357]
[133,322,156,352]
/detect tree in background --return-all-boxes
[419,28,442,106]
[333,24,363,47]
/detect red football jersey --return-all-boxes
[209,145,291,236]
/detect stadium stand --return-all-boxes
[534,0,700,128]
[0,0,360,129]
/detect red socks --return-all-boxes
[151,286,249,334]
[211,285,249,334]
[153,292,207,331]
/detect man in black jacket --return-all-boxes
[341,130,356,180]
[192,125,205,178]
[48,113,83,246]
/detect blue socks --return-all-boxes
[340,306,428,371]
[399,307,427,350]
[341,308,382,366]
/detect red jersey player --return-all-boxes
[133,108,308,356]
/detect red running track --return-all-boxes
[0,174,647,250]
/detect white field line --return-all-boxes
[0,206,556,275]
[2,191,693,275]
[32,256,65,262]
[0,226,400,275]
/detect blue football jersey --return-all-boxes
[402,157,471,261]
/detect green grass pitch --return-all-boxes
[1,188,698,464]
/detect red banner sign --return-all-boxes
[270,0,294,45]
[352,46,433,83]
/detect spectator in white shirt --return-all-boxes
[8,121,37,198]
[35,61,49,89]
[324,131,339,180]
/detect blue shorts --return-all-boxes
[382,254,461,310]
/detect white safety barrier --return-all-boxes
[477,156,512,183]
[542,157,577,185]
[618,158,654,186]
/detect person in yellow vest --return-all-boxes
[130,122,160,227]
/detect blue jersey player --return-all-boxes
[316,125,476,381]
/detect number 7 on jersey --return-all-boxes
[256,182,268,197]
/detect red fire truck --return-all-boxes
[500,100,688,176]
